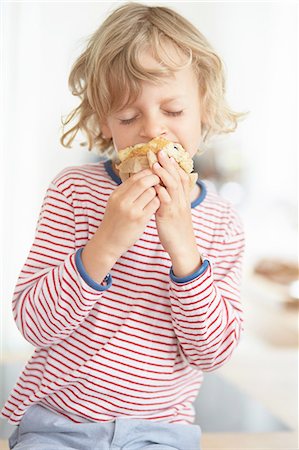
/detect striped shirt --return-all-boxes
[1,159,245,425]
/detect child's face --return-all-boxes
[101,51,203,157]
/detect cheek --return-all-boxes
[111,138,120,152]
[111,127,136,152]
[101,123,113,139]
[179,121,202,157]
[181,117,202,140]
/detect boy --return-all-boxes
[2,3,246,449]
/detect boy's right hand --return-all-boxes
[96,169,161,259]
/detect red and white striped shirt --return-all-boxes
[1,160,245,425]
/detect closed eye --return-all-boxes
[165,110,183,117]
[119,110,183,125]
[119,117,137,125]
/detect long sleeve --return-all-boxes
[12,181,110,348]
[169,205,245,371]
[2,162,246,426]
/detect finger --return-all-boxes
[153,150,179,185]
[158,151,181,181]
[120,172,160,204]
[170,157,191,198]
[115,168,153,196]
[134,186,158,210]
[143,195,161,217]
[122,169,153,189]
[154,183,171,205]
[152,160,182,198]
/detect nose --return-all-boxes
[139,114,167,140]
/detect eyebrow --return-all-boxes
[161,96,185,103]
[117,96,185,114]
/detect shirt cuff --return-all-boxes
[170,258,210,284]
[75,248,112,291]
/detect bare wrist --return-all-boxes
[170,242,202,278]
[93,227,124,261]
[81,230,120,285]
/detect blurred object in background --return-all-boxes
[194,134,247,208]
[254,259,298,285]
[287,280,299,307]
[193,133,298,315]
[254,259,299,308]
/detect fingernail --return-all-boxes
[159,150,166,158]
[153,162,160,169]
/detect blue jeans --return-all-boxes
[9,404,201,450]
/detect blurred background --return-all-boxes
[1,1,298,448]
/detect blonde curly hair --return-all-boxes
[61,2,248,154]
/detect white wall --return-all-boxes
[1,1,298,354]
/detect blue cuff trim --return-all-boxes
[170,259,209,284]
[75,248,112,291]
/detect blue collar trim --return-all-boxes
[104,159,122,185]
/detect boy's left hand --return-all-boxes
[152,150,202,277]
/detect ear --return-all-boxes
[100,121,112,139]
